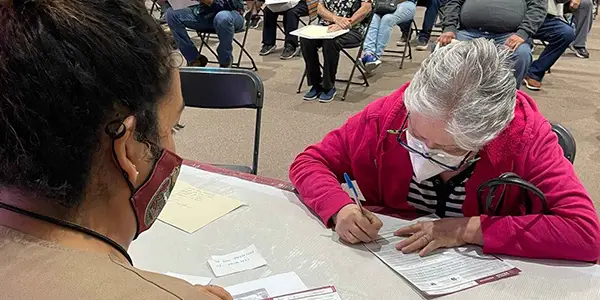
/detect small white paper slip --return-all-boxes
[208,244,267,277]
[165,272,212,286]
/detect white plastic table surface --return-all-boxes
[129,165,600,300]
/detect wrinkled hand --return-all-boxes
[394,217,483,257]
[195,285,233,300]
[570,0,581,9]
[328,24,344,33]
[334,204,383,243]
[437,32,456,46]
[334,16,352,29]
[504,34,526,51]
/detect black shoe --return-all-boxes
[189,55,208,67]
[249,16,262,29]
[280,44,299,60]
[415,38,429,51]
[259,44,276,56]
[573,47,590,59]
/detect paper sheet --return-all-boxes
[168,0,199,10]
[165,272,212,286]
[208,245,268,277]
[268,286,341,300]
[158,180,244,233]
[290,25,349,40]
[225,272,307,300]
[365,214,520,296]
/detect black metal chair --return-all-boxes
[179,67,264,174]
[296,14,374,101]
[196,21,258,71]
[384,19,418,69]
[551,123,576,164]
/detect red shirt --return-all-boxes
[290,83,600,262]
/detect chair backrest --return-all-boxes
[551,123,576,164]
[179,67,264,174]
[306,0,319,23]
[179,67,264,109]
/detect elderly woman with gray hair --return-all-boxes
[289,38,600,262]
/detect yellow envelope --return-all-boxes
[158,181,244,233]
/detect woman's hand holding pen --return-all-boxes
[333,204,383,244]
[393,217,483,256]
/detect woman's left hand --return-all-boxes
[328,24,343,32]
[394,217,483,256]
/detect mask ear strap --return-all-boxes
[105,120,135,192]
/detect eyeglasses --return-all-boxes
[395,115,471,171]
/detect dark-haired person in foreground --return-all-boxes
[290,39,600,262]
[0,1,231,299]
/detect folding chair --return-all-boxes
[296,13,374,101]
[196,21,258,71]
[384,19,418,69]
[412,0,444,37]
[179,67,264,174]
[551,123,576,163]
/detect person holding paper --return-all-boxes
[300,0,373,102]
[290,39,600,262]
[360,0,416,73]
[166,0,245,67]
[0,1,231,299]
[259,0,309,59]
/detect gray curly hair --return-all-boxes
[404,38,517,151]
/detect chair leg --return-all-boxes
[341,47,368,101]
[399,27,412,69]
[297,69,307,93]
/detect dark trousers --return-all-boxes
[300,29,362,90]
[262,2,309,48]
[528,16,575,82]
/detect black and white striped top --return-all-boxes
[407,162,477,218]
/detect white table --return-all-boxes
[129,165,600,299]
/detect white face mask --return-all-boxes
[406,130,468,183]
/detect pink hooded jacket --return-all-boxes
[290,83,600,262]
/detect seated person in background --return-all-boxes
[523,0,575,91]
[245,0,265,28]
[399,0,448,50]
[260,0,309,59]
[166,0,245,67]
[564,0,594,58]
[438,0,548,88]
[0,0,231,299]
[290,39,600,262]
[300,0,373,103]
[360,0,416,72]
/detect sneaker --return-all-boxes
[573,47,590,59]
[523,77,542,91]
[280,44,299,60]
[259,44,276,56]
[249,16,262,29]
[303,86,321,101]
[396,32,409,46]
[361,53,381,73]
[415,38,429,51]
[318,87,337,103]
[189,55,208,67]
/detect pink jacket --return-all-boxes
[290,83,600,262]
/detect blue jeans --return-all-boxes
[457,30,532,88]
[364,2,416,57]
[166,7,244,66]
[528,17,575,82]
[399,0,447,41]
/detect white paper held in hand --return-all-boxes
[225,272,307,300]
[208,244,268,277]
[165,272,212,286]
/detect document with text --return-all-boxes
[208,244,268,277]
[365,214,521,296]
[290,25,349,40]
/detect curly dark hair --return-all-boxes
[0,0,173,209]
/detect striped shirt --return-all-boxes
[407,162,477,218]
